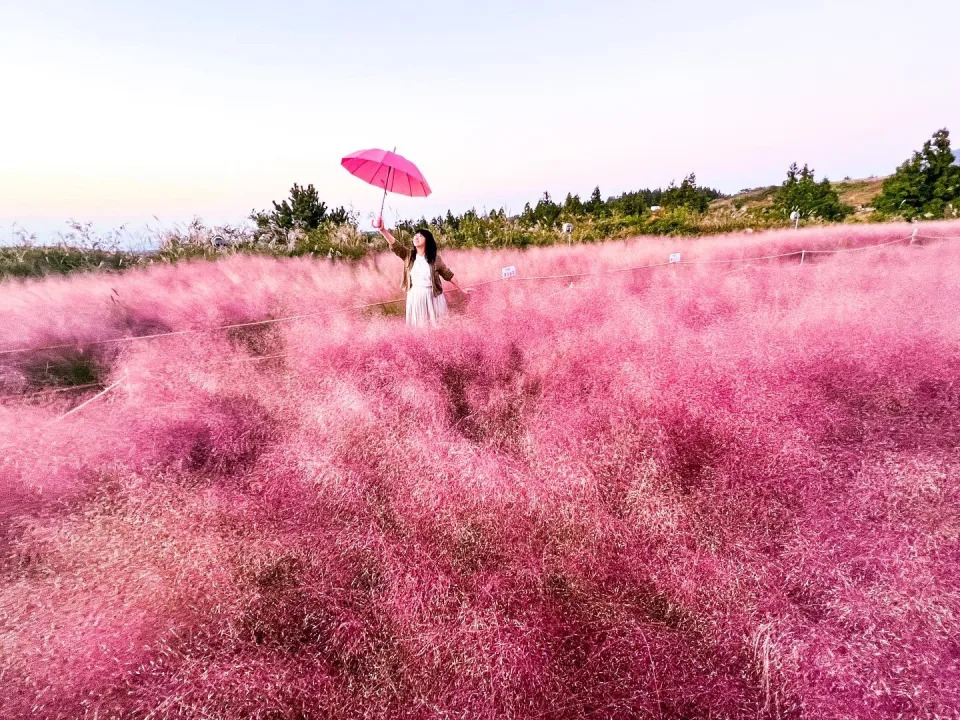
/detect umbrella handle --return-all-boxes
[379,181,389,219]
[378,147,397,221]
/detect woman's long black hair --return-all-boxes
[410,228,437,264]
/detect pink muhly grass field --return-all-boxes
[2,221,960,719]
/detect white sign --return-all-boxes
[501,265,517,279]
[669,253,681,264]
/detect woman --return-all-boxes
[373,217,468,328]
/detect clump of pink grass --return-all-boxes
[1,221,960,718]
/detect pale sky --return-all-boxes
[1,0,958,243]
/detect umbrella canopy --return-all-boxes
[341,148,432,204]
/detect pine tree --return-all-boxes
[563,193,585,216]
[589,186,602,211]
[534,192,561,226]
[772,164,850,221]
[661,173,715,213]
[270,184,328,230]
[875,129,960,219]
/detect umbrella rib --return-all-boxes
[365,159,384,187]
[347,158,377,183]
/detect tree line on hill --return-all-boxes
[250,128,958,250]
[4,128,958,279]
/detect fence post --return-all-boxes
[910,227,918,245]
[800,250,805,266]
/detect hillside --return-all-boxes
[708,176,887,216]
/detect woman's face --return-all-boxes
[412,233,426,251]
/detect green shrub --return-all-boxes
[661,173,721,213]
[772,164,852,221]
[251,183,355,234]
[874,128,960,220]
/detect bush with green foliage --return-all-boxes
[661,173,720,213]
[242,183,368,258]
[398,175,724,249]
[587,186,604,214]
[251,183,355,236]
[874,128,960,220]
[520,192,564,227]
[772,163,851,221]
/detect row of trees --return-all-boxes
[411,127,956,241]
[517,175,722,226]
[769,128,959,223]
[874,129,959,220]
[250,183,355,237]
[392,174,723,242]
[14,129,953,279]
[251,128,959,248]
[771,163,852,221]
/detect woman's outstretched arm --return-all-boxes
[448,276,471,294]
[372,216,395,246]
[373,217,408,260]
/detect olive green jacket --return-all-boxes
[391,240,454,297]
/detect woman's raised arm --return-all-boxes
[373,217,409,260]
[373,216,397,245]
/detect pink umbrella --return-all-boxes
[341,147,432,218]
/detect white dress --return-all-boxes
[406,255,447,328]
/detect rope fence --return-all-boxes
[0,382,104,402]
[46,376,126,424]
[3,228,959,419]
[3,230,957,359]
